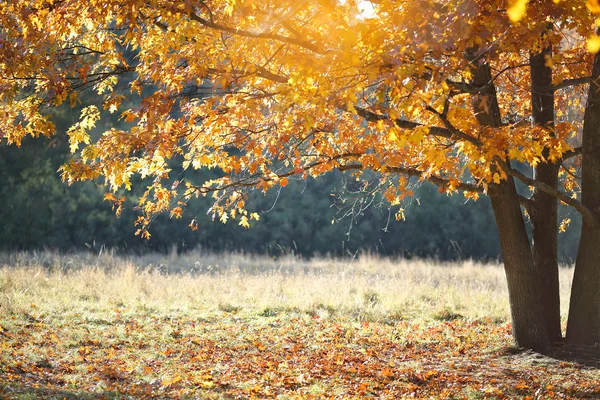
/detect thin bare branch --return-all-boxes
[337,162,483,193]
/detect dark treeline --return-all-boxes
[0,107,582,262]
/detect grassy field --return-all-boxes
[0,251,598,399]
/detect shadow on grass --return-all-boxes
[543,343,600,368]
[498,345,600,398]
[503,343,600,368]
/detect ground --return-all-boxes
[0,251,598,399]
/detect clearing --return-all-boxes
[0,251,598,399]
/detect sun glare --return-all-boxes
[357,1,376,19]
[338,0,377,19]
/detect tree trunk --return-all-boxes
[566,51,600,345]
[489,181,551,350]
[469,57,551,349]
[529,48,562,343]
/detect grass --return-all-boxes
[0,250,597,399]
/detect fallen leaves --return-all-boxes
[1,309,599,399]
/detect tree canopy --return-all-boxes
[4,0,600,349]
[0,0,592,231]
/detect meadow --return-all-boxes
[0,250,598,399]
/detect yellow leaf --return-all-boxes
[224,0,235,16]
[220,213,229,224]
[170,207,183,218]
[507,0,528,22]
[395,208,405,221]
[588,0,600,13]
[161,374,181,387]
[559,218,571,233]
[239,215,250,228]
[304,115,315,130]
[409,126,429,145]
[587,36,600,53]
[104,193,117,202]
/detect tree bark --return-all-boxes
[469,57,551,349]
[529,48,562,343]
[489,181,551,350]
[566,51,600,345]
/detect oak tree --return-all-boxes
[2,0,600,349]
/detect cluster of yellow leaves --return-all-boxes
[508,0,600,52]
[66,106,100,153]
[507,0,529,23]
[0,0,595,234]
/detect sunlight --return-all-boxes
[357,1,376,19]
[338,0,377,19]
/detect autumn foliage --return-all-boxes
[0,0,591,228]
[4,1,600,348]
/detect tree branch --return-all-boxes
[252,65,289,83]
[425,103,481,148]
[445,79,475,94]
[552,76,591,91]
[562,146,582,160]
[337,162,483,193]
[502,162,596,226]
[348,103,586,217]
[186,12,321,53]
[352,105,473,143]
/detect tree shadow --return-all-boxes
[542,343,600,369]
[503,343,600,368]
[497,346,600,398]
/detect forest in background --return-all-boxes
[0,130,582,262]
[0,102,582,261]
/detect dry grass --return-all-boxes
[0,250,574,325]
[2,251,595,400]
